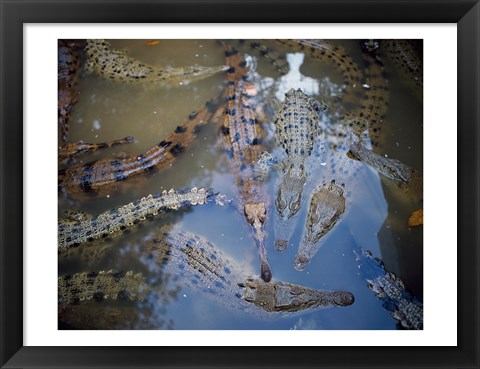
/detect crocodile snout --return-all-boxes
[275,239,288,252]
[294,254,310,271]
[333,291,355,306]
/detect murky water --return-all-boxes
[58,39,423,330]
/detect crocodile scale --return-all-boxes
[220,44,272,282]
[355,248,423,330]
[58,270,146,304]
[58,187,228,252]
[85,39,228,85]
[272,88,326,252]
[143,229,355,316]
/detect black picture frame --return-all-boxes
[1,0,478,368]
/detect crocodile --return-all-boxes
[58,96,225,197]
[295,46,391,270]
[347,141,413,183]
[219,44,273,282]
[58,270,146,304]
[272,88,327,252]
[143,229,354,316]
[58,187,229,253]
[85,39,229,86]
[354,248,423,330]
[347,141,423,197]
[58,40,84,142]
[58,136,135,167]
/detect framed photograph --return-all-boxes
[1,0,478,368]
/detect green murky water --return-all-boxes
[58,39,423,330]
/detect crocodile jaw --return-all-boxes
[243,277,354,312]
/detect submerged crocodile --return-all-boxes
[143,229,354,316]
[58,187,229,253]
[58,136,135,167]
[272,88,327,252]
[85,39,228,86]
[295,47,391,270]
[58,270,146,304]
[58,40,84,142]
[58,96,225,197]
[354,248,423,330]
[347,141,423,197]
[220,44,273,282]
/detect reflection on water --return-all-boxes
[58,39,422,330]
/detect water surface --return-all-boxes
[58,39,423,330]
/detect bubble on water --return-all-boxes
[92,120,101,130]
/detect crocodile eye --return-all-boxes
[276,191,287,211]
[290,286,304,295]
[291,298,301,306]
[259,208,267,224]
[289,196,301,212]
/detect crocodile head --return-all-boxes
[274,163,307,250]
[242,276,354,312]
[294,183,346,271]
[244,202,272,282]
[347,142,413,184]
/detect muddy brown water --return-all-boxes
[58,39,422,330]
